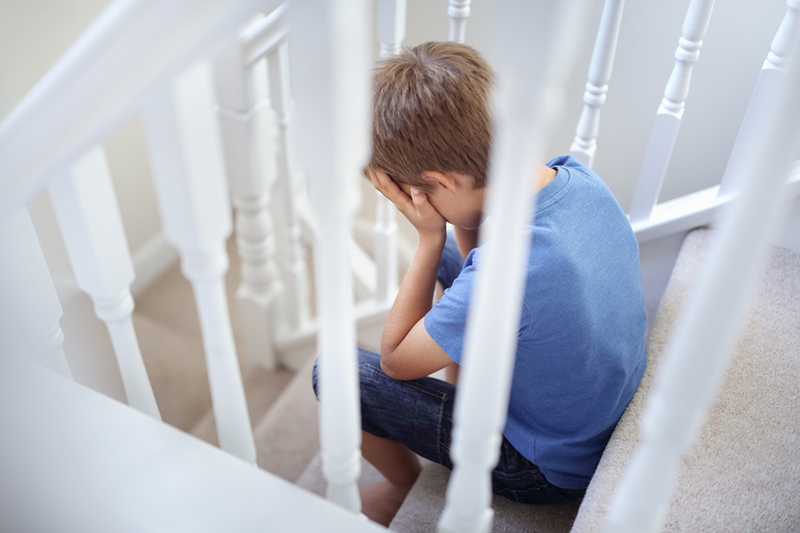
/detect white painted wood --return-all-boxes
[268,40,312,337]
[438,1,589,531]
[569,0,626,168]
[718,0,800,197]
[0,207,71,379]
[289,0,370,513]
[374,0,406,303]
[0,355,387,533]
[448,0,472,44]
[0,0,282,217]
[605,36,800,533]
[627,0,716,224]
[142,61,256,463]
[49,146,160,419]
[242,3,290,66]
[214,42,282,370]
[129,232,179,297]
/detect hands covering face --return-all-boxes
[367,167,446,240]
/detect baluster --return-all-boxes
[605,34,800,533]
[142,61,256,463]
[49,147,160,419]
[0,207,71,379]
[718,0,800,197]
[448,0,471,44]
[214,40,282,370]
[627,0,716,224]
[569,0,626,168]
[268,40,312,333]
[289,0,369,513]
[374,0,407,303]
[438,1,581,532]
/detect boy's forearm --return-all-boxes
[380,233,445,357]
[454,225,479,260]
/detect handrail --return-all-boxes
[242,3,290,66]
[0,0,279,220]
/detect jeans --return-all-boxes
[312,349,585,505]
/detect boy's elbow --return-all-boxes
[380,350,404,380]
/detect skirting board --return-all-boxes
[130,232,179,297]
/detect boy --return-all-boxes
[313,41,647,526]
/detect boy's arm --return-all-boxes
[369,169,455,381]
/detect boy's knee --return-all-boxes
[311,350,382,402]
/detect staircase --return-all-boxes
[129,225,800,532]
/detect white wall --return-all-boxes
[0,0,162,284]
[2,0,795,282]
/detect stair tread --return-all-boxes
[133,312,211,432]
[572,228,800,531]
[390,463,579,533]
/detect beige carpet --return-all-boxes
[572,228,800,532]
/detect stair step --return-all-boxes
[133,312,211,431]
[190,364,294,446]
[296,452,387,498]
[572,228,800,531]
[251,354,322,482]
[390,463,580,532]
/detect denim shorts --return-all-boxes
[312,349,585,505]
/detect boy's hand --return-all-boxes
[368,168,446,241]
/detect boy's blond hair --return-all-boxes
[369,41,493,192]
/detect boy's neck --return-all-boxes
[530,162,558,196]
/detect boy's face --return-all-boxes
[394,172,485,230]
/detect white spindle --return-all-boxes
[569,0,626,168]
[438,1,587,531]
[448,0,471,44]
[49,147,160,419]
[142,61,255,463]
[374,0,406,304]
[718,0,800,197]
[268,40,312,333]
[0,208,71,379]
[628,0,716,224]
[289,0,369,513]
[605,34,800,533]
[214,41,282,370]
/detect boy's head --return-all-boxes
[368,41,494,193]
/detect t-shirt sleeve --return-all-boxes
[424,251,479,365]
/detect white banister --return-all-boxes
[569,0,626,168]
[718,0,800,197]
[289,0,370,513]
[627,0,716,224]
[438,1,588,531]
[49,147,160,419]
[0,0,282,217]
[448,0,472,44]
[0,208,72,379]
[268,40,312,334]
[374,0,406,304]
[142,61,256,463]
[214,41,282,370]
[242,4,290,66]
[604,34,800,533]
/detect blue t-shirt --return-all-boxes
[424,155,647,489]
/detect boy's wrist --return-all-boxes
[417,230,447,250]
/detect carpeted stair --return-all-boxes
[132,226,800,531]
[389,228,800,532]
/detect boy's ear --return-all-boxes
[421,170,458,195]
